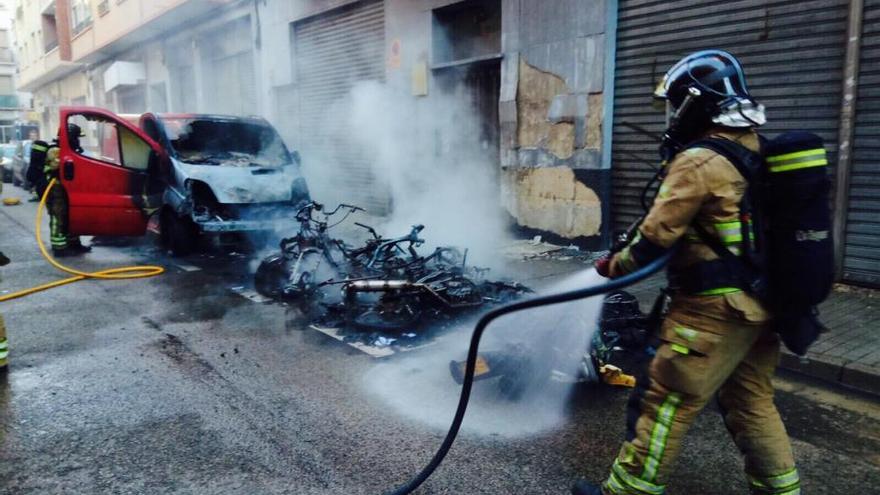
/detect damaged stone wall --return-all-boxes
[499,0,610,247]
[502,166,602,239]
[517,59,575,160]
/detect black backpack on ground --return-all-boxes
[682,131,834,356]
[26,140,52,198]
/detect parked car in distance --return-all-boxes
[11,139,33,188]
[0,143,15,183]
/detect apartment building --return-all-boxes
[0,1,31,141]
[13,0,257,137]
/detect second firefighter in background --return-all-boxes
[44,124,90,258]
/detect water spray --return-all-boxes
[383,250,674,494]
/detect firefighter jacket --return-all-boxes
[609,127,770,323]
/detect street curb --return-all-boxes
[779,351,880,397]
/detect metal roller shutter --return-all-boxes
[294,0,388,214]
[612,0,849,233]
[845,0,880,285]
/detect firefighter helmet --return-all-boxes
[67,123,84,153]
[655,50,764,160]
[653,50,752,113]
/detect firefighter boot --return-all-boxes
[52,247,78,258]
[68,238,92,253]
[571,480,604,495]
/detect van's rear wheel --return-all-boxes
[161,210,198,256]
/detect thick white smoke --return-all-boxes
[301,80,509,268]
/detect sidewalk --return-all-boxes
[625,275,880,396]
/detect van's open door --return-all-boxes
[57,107,165,237]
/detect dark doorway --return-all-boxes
[433,60,501,171]
[431,0,502,181]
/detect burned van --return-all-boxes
[139,113,310,255]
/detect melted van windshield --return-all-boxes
[161,117,291,167]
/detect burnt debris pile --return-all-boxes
[255,201,531,346]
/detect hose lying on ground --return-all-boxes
[0,179,164,302]
[384,250,674,495]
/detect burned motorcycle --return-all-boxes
[255,202,531,335]
[254,201,362,301]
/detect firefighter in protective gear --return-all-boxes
[45,124,90,257]
[573,51,799,495]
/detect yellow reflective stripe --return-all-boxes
[642,393,682,482]
[670,343,690,355]
[714,220,754,245]
[749,468,800,490]
[765,148,825,163]
[610,460,665,495]
[0,350,8,360]
[604,471,629,495]
[617,247,639,274]
[32,143,48,152]
[714,220,741,230]
[0,340,7,350]
[657,184,671,199]
[673,326,697,342]
[769,159,827,173]
[697,287,742,296]
[767,148,828,173]
[684,221,754,246]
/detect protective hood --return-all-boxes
[712,98,766,128]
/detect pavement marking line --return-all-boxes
[309,325,396,358]
[176,263,202,272]
[230,287,272,304]
[308,324,439,358]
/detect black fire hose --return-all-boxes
[383,250,674,494]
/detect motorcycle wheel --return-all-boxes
[255,254,293,300]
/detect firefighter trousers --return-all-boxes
[602,308,799,495]
[47,185,69,250]
[0,314,7,368]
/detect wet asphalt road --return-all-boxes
[1,184,879,495]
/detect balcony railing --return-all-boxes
[72,20,93,36]
[44,39,58,53]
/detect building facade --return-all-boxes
[13,0,257,137]
[0,0,32,141]
[12,0,879,286]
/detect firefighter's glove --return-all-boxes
[0,251,9,266]
[594,255,611,278]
